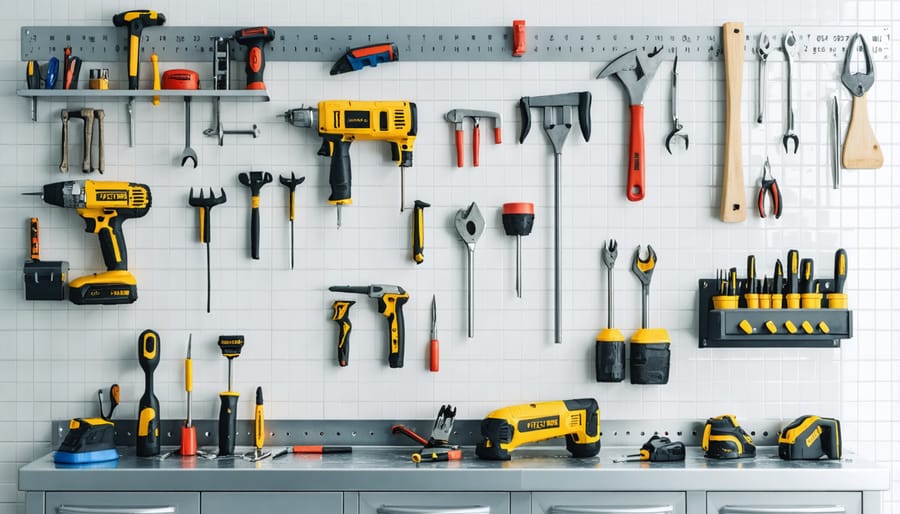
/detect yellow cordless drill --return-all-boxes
[281,100,417,227]
[25,180,151,304]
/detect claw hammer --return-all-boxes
[444,109,502,167]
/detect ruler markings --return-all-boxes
[22,26,890,62]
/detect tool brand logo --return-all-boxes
[96,190,128,202]
[518,416,560,432]
[109,289,131,296]
[344,110,371,129]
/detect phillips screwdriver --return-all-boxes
[430,295,439,372]
[279,173,305,269]
[332,300,355,367]
[180,334,197,456]
[501,202,535,298]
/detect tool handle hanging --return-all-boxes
[455,130,464,167]
[250,199,260,259]
[626,105,646,201]
[137,329,160,457]
[720,22,746,222]
[332,300,355,367]
[412,200,429,264]
[473,123,481,167]
[842,94,884,169]
[218,393,239,456]
[379,293,408,368]
[430,338,439,372]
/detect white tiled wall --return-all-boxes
[2,0,897,512]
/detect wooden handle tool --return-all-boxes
[720,22,746,223]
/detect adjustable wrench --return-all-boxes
[455,202,484,338]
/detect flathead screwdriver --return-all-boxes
[502,203,535,298]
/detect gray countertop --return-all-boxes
[19,446,889,493]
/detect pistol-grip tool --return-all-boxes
[332,300,355,367]
[328,285,408,368]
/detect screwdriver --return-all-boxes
[272,446,353,458]
[278,172,305,269]
[501,202,535,298]
[834,248,847,294]
[180,334,197,456]
[243,386,271,461]
[217,335,244,456]
[412,200,430,264]
[430,295,439,372]
[26,60,41,121]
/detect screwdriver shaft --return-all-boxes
[516,235,522,298]
[467,248,475,338]
[554,152,562,344]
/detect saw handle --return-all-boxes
[627,104,645,201]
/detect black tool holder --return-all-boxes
[698,279,853,348]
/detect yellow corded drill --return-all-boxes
[24,180,151,304]
[280,100,417,227]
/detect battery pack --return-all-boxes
[23,260,68,300]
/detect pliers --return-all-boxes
[757,157,782,219]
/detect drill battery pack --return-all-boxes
[68,270,139,305]
[778,415,842,460]
[54,417,118,465]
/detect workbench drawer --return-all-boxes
[707,492,861,514]
[46,492,200,514]
[532,491,686,514]
[201,492,343,514]
[360,492,509,514]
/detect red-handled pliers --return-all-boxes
[757,157,782,219]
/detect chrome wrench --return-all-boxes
[455,202,484,338]
[756,33,773,124]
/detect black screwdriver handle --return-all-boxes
[412,200,430,264]
[250,198,260,259]
[834,248,847,294]
[218,392,239,456]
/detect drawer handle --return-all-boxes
[378,506,490,514]
[58,506,177,514]
[551,506,673,514]
[721,506,845,514]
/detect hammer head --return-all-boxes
[596,47,665,105]
[445,109,501,124]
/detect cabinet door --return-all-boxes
[46,492,200,514]
[360,492,509,514]
[533,492,685,514]
[707,492,861,514]
[201,492,342,514]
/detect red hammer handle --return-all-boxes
[473,123,481,167]
[455,130,464,167]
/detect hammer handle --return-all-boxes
[81,110,93,173]
[95,110,105,174]
[626,105,645,202]
[59,111,68,173]
[720,22,746,222]
[455,130,464,167]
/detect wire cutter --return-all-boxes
[757,157,782,219]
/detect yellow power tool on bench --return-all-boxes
[475,398,600,460]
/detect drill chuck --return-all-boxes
[280,107,317,128]
[40,181,83,208]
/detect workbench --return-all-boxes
[20,445,888,514]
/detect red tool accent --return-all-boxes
[513,20,526,57]
[180,426,197,456]
[63,47,72,88]
[429,338,439,372]
[391,424,429,446]
[162,69,200,90]
[627,104,646,202]
[502,202,534,216]
[455,130,465,167]
[473,121,481,167]
[494,126,502,144]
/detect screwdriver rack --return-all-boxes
[21,25,891,63]
[697,279,853,348]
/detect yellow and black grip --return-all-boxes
[412,200,430,264]
[218,391,239,456]
[137,329,160,457]
[332,300,355,367]
[111,10,166,90]
[26,60,41,89]
[254,386,265,452]
[320,135,353,206]
[378,292,409,368]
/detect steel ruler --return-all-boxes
[22,25,891,63]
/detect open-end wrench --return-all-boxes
[782,30,800,153]
[756,33,773,124]
[180,97,198,168]
[455,202,484,338]
[632,245,657,329]
[665,53,688,154]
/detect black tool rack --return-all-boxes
[697,279,853,348]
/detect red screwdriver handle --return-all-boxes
[473,123,481,167]
[455,130,464,167]
[627,104,646,202]
[493,127,502,144]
